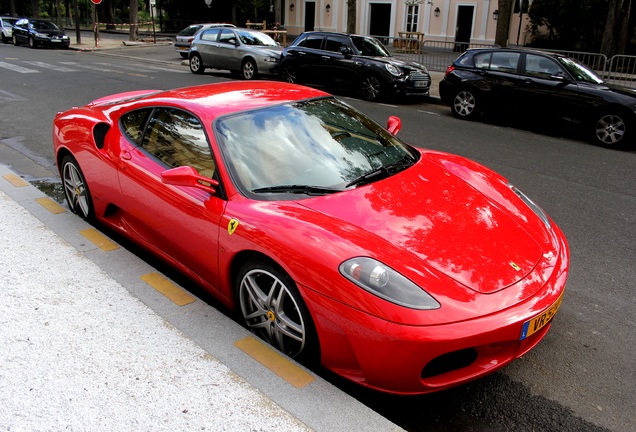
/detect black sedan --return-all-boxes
[279,31,431,102]
[12,18,69,48]
[439,48,636,149]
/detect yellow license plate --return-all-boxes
[520,293,563,340]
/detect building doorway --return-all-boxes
[369,3,391,37]
[454,5,474,52]
[304,2,315,31]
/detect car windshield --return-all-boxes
[3,18,17,26]
[238,30,277,46]
[215,97,418,198]
[351,36,391,57]
[31,20,59,30]
[557,56,604,84]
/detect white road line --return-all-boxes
[58,61,124,73]
[0,89,27,102]
[23,61,79,72]
[0,61,39,73]
[417,110,441,116]
[95,62,190,74]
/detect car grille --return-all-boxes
[408,71,430,83]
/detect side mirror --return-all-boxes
[386,116,402,135]
[339,46,352,56]
[161,165,219,194]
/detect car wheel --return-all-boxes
[360,74,383,101]
[12,34,19,46]
[592,111,630,149]
[281,64,298,84]
[240,59,257,80]
[28,36,36,48]
[61,155,94,220]
[451,90,479,119]
[179,52,188,59]
[189,53,205,74]
[237,259,319,362]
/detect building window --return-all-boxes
[406,5,419,32]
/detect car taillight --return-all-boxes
[188,37,194,43]
[444,65,455,77]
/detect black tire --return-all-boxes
[60,155,94,220]
[236,259,319,363]
[12,34,19,46]
[1,35,8,44]
[360,74,384,101]
[240,59,257,80]
[591,110,631,149]
[189,53,205,74]
[28,36,36,48]
[451,89,480,119]
[281,64,298,84]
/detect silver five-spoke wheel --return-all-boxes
[61,155,93,219]
[237,261,315,359]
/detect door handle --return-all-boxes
[121,151,131,161]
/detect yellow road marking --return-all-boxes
[141,272,196,306]
[3,174,29,187]
[79,228,120,252]
[35,197,67,214]
[235,336,316,389]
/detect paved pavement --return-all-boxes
[0,154,402,428]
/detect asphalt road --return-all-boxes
[0,41,634,432]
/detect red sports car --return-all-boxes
[53,81,569,394]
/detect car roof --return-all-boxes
[91,81,330,122]
[298,31,370,38]
[463,47,566,59]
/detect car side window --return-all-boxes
[141,108,216,178]
[219,29,236,44]
[490,52,520,72]
[473,52,491,69]
[120,109,152,145]
[200,28,220,42]
[325,36,350,53]
[524,54,562,78]
[299,34,323,49]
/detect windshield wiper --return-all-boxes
[251,185,342,195]
[346,158,415,188]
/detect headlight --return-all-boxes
[263,56,278,63]
[509,184,551,228]
[339,257,440,310]
[385,63,402,77]
[34,32,47,38]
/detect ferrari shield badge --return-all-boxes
[228,218,240,235]
[509,261,522,272]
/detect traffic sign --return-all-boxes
[91,0,102,4]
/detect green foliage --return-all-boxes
[527,0,607,51]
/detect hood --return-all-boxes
[368,56,426,71]
[299,156,543,294]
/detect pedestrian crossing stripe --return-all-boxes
[0,61,39,73]
[23,61,79,72]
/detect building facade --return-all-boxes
[284,0,532,47]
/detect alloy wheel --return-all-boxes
[360,75,382,101]
[453,91,476,117]
[595,114,626,146]
[62,158,92,218]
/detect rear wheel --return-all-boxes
[240,59,257,80]
[236,259,319,362]
[61,155,94,220]
[451,89,479,119]
[592,111,631,149]
[189,53,205,74]
[360,74,384,101]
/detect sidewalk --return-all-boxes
[0,165,402,431]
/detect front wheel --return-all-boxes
[189,53,205,74]
[281,64,298,84]
[360,75,383,101]
[28,36,36,48]
[240,59,257,80]
[237,260,319,362]
[12,34,19,46]
[61,155,94,220]
[592,111,631,149]
[451,89,479,119]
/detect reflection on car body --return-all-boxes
[53,81,569,395]
[439,47,636,149]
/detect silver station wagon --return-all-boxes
[189,27,282,80]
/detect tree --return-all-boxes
[600,0,632,55]
[129,0,138,41]
[31,0,41,18]
[346,0,356,34]
[494,0,514,46]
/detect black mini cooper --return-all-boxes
[280,31,431,101]
[439,48,636,149]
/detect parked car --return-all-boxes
[53,81,569,395]
[279,31,431,101]
[175,22,236,59]
[0,16,19,44]
[439,47,636,149]
[12,18,69,48]
[189,27,282,80]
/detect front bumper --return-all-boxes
[391,72,431,97]
[301,235,569,394]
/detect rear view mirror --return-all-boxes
[387,116,402,135]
